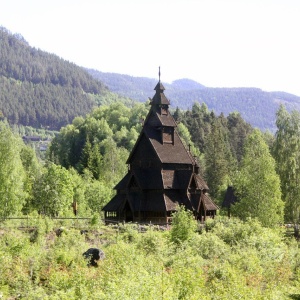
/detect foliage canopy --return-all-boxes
[231,129,284,227]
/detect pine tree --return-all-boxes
[204,118,234,201]
[88,143,103,180]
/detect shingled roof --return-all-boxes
[202,193,219,211]
[143,125,194,164]
[151,80,170,105]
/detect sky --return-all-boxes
[1,0,300,96]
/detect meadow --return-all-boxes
[0,213,299,299]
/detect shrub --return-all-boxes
[170,205,197,245]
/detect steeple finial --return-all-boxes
[158,66,161,82]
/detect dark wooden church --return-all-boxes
[102,71,218,224]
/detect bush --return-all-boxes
[170,205,197,245]
[0,216,299,299]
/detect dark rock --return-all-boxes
[55,227,64,237]
[83,248,105,267]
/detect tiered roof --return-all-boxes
[103,69,218,220]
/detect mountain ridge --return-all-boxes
[86,69,300,131]
[2,26,300,132]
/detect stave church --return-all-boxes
[102,69,218,224]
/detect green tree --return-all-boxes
[88,143,103,180]
[170,205,198,244]
[226,111,252,164]
[48,124,83,168]
[204,117,234,201]
[0,123,26,217]
[173,106,184,123]
[20,145,42,214]
[177,122,205,173]
[177,123,202,158]
[100,137,129,185]
[180,102,213,153]
[232,129,284,227]
[33,162,74,216]
[273,105,300,222]
[79,138,103,179]
[68,167,89,216]
[78,137,92,173]
[85,179,113,214]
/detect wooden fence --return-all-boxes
[0,216,92,231]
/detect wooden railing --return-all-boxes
[0,216,92,230]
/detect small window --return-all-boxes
[162,127,174,144]
[162,107,168,115]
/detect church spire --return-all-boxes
[159,66,161,83]
[151,68,170,107]
[153,67,166,94]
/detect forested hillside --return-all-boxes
[3,24,300,133]
[87,69,300,131]
[0,27,130,130]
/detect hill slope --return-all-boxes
[0,27,110,130]
[2,25,300,132]
[87,69,300,131]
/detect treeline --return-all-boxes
[2,98,300,226]
[0,119,114,218]
[49,101,148,179]
[174,102,253,160]
[47,100,286,227]
[0,99,248,219]
[0,101,150,218]
[48,101,252,179]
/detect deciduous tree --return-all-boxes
[0,123,26,217]
[232,129,284,227]
[33,162,74,216]
[273,105,300,222]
